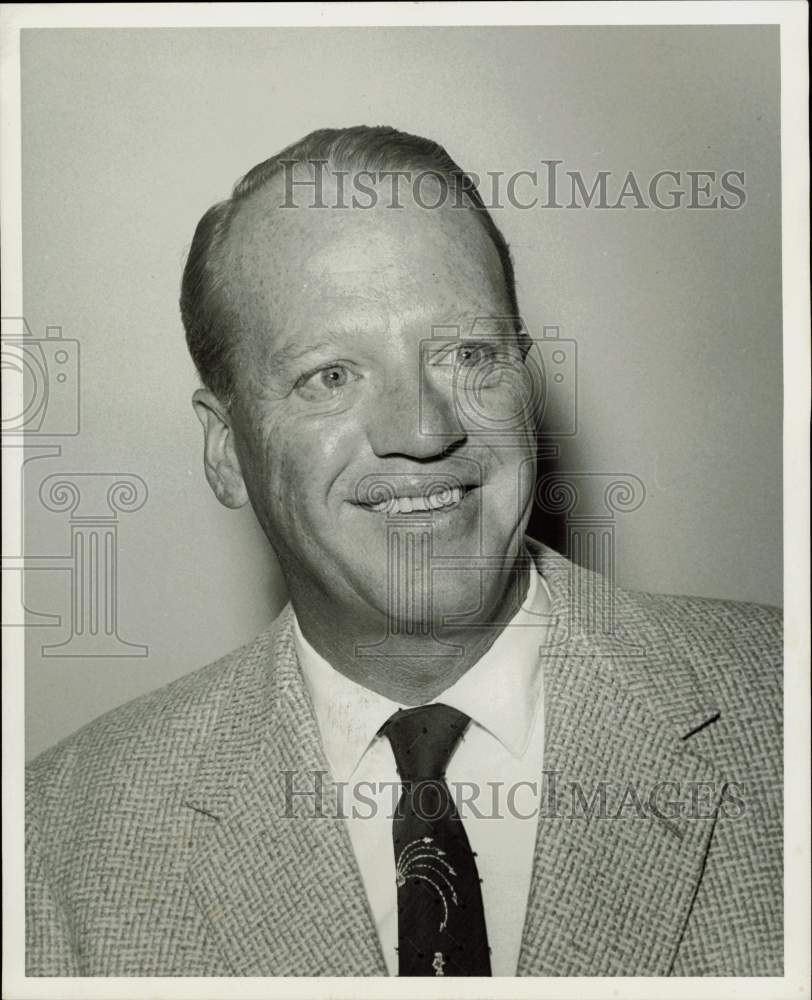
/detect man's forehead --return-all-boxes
[221,168,511,334]
[226,167,501,271]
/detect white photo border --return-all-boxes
[2,4,808,999]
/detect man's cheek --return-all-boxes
[269,448,308,507]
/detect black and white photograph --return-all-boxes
[2,3,809,996]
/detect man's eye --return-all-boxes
[438,341,527,391]
[430,342,494,369]
[456,344,489,367]
[294,363,359,401]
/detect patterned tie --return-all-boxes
[380,703,492,976]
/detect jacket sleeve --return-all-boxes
[26,788,80,976]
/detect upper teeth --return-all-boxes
[368,486,464,514]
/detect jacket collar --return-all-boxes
[183,542,724,976]
[292,564,548,782]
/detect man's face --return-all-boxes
[217,173,537,632]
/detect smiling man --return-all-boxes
[26,126,783,978]
[189,133,538,707]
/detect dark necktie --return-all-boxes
[380,703,492,977]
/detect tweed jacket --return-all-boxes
[26,541,783,976]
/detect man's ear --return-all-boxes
[192,389,249,509]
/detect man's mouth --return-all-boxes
[354,482,479,515]
[364,485,467,515]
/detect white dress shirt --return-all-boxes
[293,567,551,976]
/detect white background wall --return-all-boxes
[21,26,781,759]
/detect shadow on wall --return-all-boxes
[527,433,568,556]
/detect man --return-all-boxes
[26,126,782,977]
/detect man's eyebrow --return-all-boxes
[430,315,520,336]
[431,311,485,328]
[264,341,333,371]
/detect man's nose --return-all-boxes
[366,374,466,459]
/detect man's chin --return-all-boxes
[343,564,521,637]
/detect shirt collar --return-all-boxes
[293,567,551,782]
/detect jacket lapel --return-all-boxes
[518,544,725,975]
[183,611,386,976]
[182,544,725,977]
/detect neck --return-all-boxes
[291,558,534,705]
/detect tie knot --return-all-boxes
[380,703,470,781]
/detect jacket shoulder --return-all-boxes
[26,614,285,822]
[609,586,782,765]
[532,538,782,682]
[616,587,782,679]
[532,540,782,736]
[618,585,782,634]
